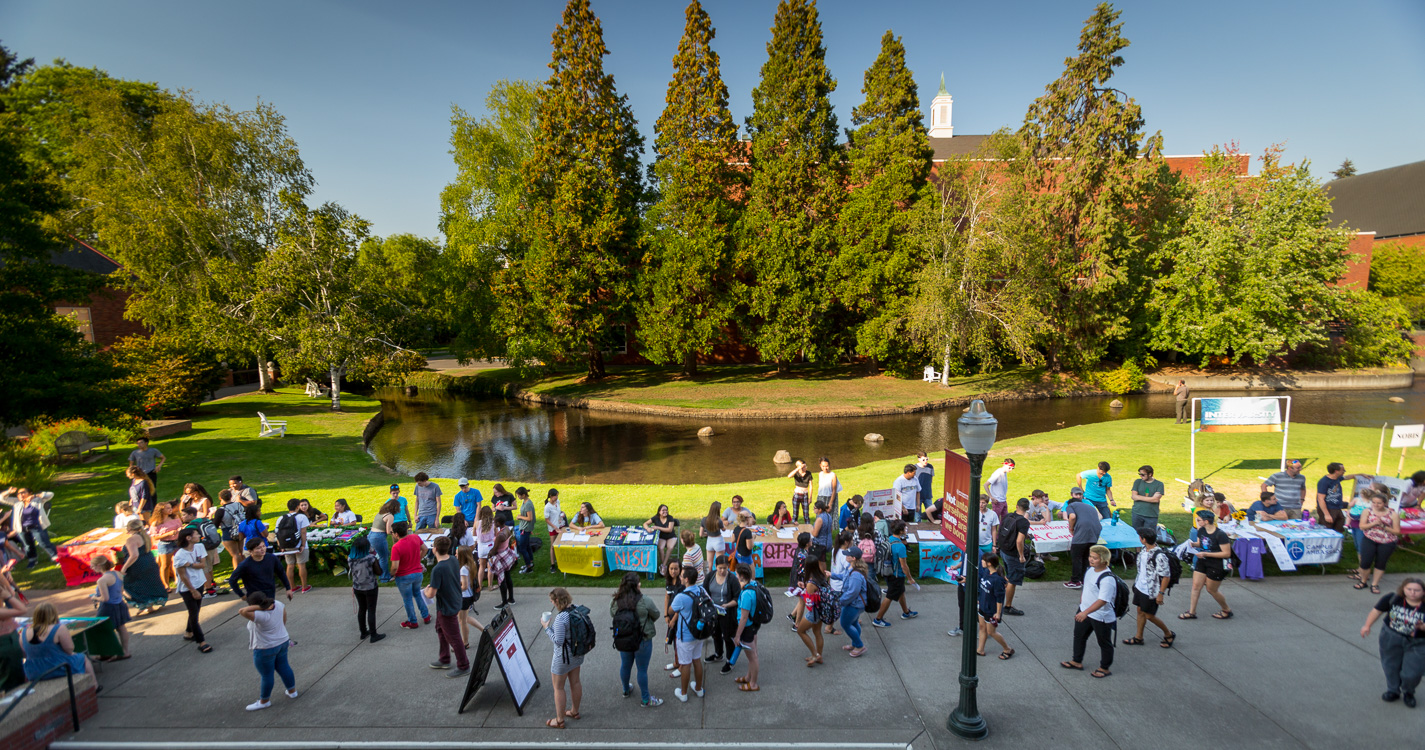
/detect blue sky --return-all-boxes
[3,0,1422,239]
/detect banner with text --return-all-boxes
[1199,397,1283,433]
[604,544,657,574]
[941,451,972,549]
[919,540,964,583]
[864,488,898,519]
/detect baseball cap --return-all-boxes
[1069,487,1084,496]
[457,478,469,486]
[843,547,863,559]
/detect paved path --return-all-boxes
[44,573,1422,749]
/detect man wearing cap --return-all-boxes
[1064,488,1101,590]
[985,459,1014,519]
[453,479,482,525]
[1260,460,1308,517]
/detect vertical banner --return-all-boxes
[941,450,971,550]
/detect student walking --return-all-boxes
[611,572,664,707]
[389,522,431,629]
[732,563,762,689]
[490,530,519,609]
[541,587,584,729]
[1125,528,1175,648]
[173,529,213,654]
[1061,545,1117,678]
[976,554,1013,659]
[795,558,826,667]
[871,519,918,627]
[456,546,481,646]
[240,592,297,711]
[1361,578,1425,707]
[1181,510,1233,620]
[347,537,385,643]
[836,550,869,657]
[424,536,470,678]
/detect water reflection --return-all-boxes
[367,380,1425,485]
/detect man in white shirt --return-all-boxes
[914,452,936,519]
[892,465,921,522]
[985,459,1014,518]
[1062,544,1117,677]
[976,495,999,554]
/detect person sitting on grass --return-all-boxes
[1248,491,1289,522]
[1124,527,1175,649]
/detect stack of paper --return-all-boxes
[776,528,796,539]
[916,530,945,541]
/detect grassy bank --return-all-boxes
[15,388,1421,591]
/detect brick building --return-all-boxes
[48,239,147,349]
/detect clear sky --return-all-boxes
[3,0,1422,240]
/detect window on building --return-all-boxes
[601,324,628,355]
[54,306,94,343]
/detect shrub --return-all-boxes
[1093,360,1147,394]
[106,336,227,418]
[26,417,140,457]
[0,439,57,489]
[1369,241,1425,326]
[1330,290,1414,368]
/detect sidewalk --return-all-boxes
[45,574,1418,749]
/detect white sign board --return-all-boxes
[1390,424,1424,449]
[493,617,538,708]
[864,488,899,519]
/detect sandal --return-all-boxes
[999,649,1015,660]
[1091,668,1112,678]
[1178,612,1198,620]
[566,711,581,720]
[198,643,213,653]
[738,683,760,692]
[1060,661,1083,670]
[1353,582,1369,590]
[1370,585,1380,594]
[1161,631,1177,648]
[735,676,749,684]
[976,650,986,656]
[545,718,565,729]
[1122,637,1145,646]
[1212,610,1233,620]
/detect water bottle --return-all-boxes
[1110,509,1118,526]
[727,645,741,666]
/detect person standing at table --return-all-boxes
[1356,490,1402,596]
[1181,510,1232,621]
[837,494,862,531]
[816,457,841,520]
[788,459,813,523]
[277,498,312,594]
[1125,527,1175,649]
[1064,488,1100,590]
[733,512,756,572]
[810,500,835,557]
[545,489,568,574]
[892,464,921,523]
[1361,577,1425,707]
[128,437,165,493]
[1060,545,1117,678]
[423,535,470,678]
[1077,462,1114,519]
[915,452,936,518]
[1173,380,1190,424]
[173,528,214,654]
[997,499,1030,617]
[1129,466,1164,535]
[453,478,482,526]
[985,459,1014,520]
[1315,462,1370,533]
[491,483,517,528]
[412,473,443,531]
[1260,459,1307,518]
[643,504,678,579]
[2,487,56,569]
[239,592,297,711]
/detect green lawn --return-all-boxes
[14,389,1420,591]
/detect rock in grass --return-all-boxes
[864,433,884,442]
[1389,396,1405,403]
[1109,399,1123,408]
[698,426,715,437]
[773,450,792,464]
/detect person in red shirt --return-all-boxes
[389,522,430,629]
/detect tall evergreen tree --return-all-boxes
[1003,2,1178,371]
[638,0,742,376]
[740,0,843,371]
[834,31,933,372]
[524,0,645,379]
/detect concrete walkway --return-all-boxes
[44,574,1422,749]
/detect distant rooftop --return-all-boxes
[1326,160,1425,239]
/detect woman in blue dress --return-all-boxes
[22,602,94,684]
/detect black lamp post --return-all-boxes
[948,399,997,740]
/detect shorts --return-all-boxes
[477,541,493,559]
[221,529,237,542]
[1132,588,1159,615]
[155,542,175,555]
[737,629,758,648]
[97,601,131,629]
[886,576,906,602]
[675,638,705,665]
[1196,565,1227,582]
[288,547,310,564]
[461,594,477,611]
[978,608,999,621]
[1003,556,1026,586]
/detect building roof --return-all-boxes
[929,134,991,161]
[49,239,121,275]
[1326,160,1425,239]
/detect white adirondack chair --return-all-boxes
[922,365,941,383]
[257,412,288,438]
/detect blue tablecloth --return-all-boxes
[602,526,658,574]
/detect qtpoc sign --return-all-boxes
[1390,424,1424,449]
[1199,397,1283,433]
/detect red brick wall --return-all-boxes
[1,679,98,750]
[1337,232,1375,288]
[53,286,148,349]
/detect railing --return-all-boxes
[0,662,82,732]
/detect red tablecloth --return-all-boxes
[1400,509,1425,536]
[56,527,129,587]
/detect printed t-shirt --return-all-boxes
[174,547,208,593]
[892,475,921,512]
[1134,547,1170,597]
[1193,527,1230,573]
[977,568,1006,615]
[1317,475,1345,510]
[1131,478,1164,520]
[736,586,758,641]
[1375,594,1425,638]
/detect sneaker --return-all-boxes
[871,618,891,628]
[246,699,271,711]
[1405,693,1417,708]
[429,661,451,669]
[1045,554,1060,562]
[900,611,919,620]
[674,688,689,703]
[202,589,218,599]
[494,602,507,611]
[786,613,796,624]
[400,621,418,630]
[705,654,721,664]
[285,688,299,699]
[448,667,470,679]
[549,565,558,573]
[623,685,633,698]
[1383,691,1401,702]
[947,627,963,637]
[692,683,704,698]
[422,615,432,625]
[720,663,733,674]
[300,585,312,593]
[369,633,386,643]
[359,632,370,641]
[1064,582,1082,589]
[1004,606,1025,616]
[642,696,664,707]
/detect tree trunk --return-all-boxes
[256,353,272,392]
[941,343,951,386]
[328,365,344,411]
[586,344,606,380]
[863,356,880,376]
[775,360,789,375]
[682,350,698,377]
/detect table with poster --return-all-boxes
[553,529,607,577]
[55,527,129,587]
[755,523,813,569]
[14,616,124,659]
[1027,519,1142,554]
[602,526,658,574]
[1228,519,1342,572]
[304,525,368,571]
[906,524,965,582]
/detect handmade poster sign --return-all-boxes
[459,609,539,715]
[919,541,964,583]
[605,544,656,574]
[1353,475,1411,511]
[864,488,898,519]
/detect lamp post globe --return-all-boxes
[948,399,997,740]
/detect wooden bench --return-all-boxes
[257,412,288,438]
[53,430,110,462]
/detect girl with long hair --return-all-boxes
[148,502,181,590]
[700,501,725,557]
[795,557,827,666]
[611,571,663,707]
[126,466,156,522]
[476,506,497,589]
[369,498,399,583]
[643,504,680,579]
[456,546,484,648]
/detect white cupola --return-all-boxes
[928,73,953,138]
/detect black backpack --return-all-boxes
[275,512,301,551]
[1094,570,1132,620]
[611,604,643,652]
[679,588,719,640]
[860,572,883,614]
[996,514,1023,552]
[562,605,597,662]
[196,519,221,551]
[749,580,774,625]
[1151,549,1183,594]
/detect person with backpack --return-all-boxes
[178,506,218,598]
[422,535,470,678]
[976,553,1013,660]
[610,572,664,707]
[346,536,385,643]
[1125,527,1176,648]
[1181,509,1233,621]
[277,498,312,594]
[835,548,869,657]
[810,499,835,557]
[668,566,711,702]
[216,489,245,571]
[706,554,741,669]
[1061,545,1120,678]
[732,563,766,687]
[871,519,918,628]
[997,499,1030,617]
[540,587,586,729]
